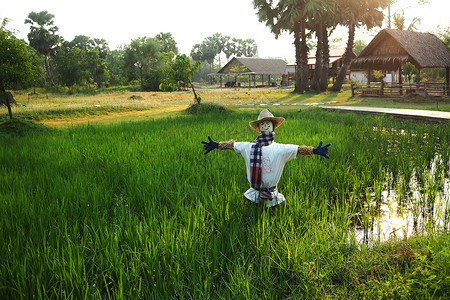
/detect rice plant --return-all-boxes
[0,108,449,298]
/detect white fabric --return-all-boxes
[234,142,298,207]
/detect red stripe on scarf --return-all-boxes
[250,166,262,187]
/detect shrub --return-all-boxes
[185,102,228,114]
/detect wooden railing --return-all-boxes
[351,82,449,97]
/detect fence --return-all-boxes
[351,82,449,97]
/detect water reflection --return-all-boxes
[353,156,449,244]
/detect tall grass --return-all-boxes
[1,109,449,298]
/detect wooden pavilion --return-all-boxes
[350,29,450,95]
[210,57,287,88]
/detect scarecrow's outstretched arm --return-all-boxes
[297,141,331,159]
[201,136,235,154]
[297,145,315,156]
[218,140,235,150]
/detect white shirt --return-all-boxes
[234,142,298,207]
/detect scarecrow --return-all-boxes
[202,109,331,208]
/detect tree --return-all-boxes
[25,11,60,85]
[436,25,450,48]
[253,0,313,93]
[353,39,367,55]
[191,34,258,79]
[329,0,389,92]
[59,36,111,88]
[402,62,421,84]
[53,47,90,91]
[155,32,178,54]
[235,38,258,57]
[123,37,160,89]
[209,33,228,67]
[160,54,201,96]
[201,37,219,73]
[0,27,34,119]
[308,0,336,92]
[393,10,421,31]
[28,46,46,90]
[86,48,110,88]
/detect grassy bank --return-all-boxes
[1,109,449,298]
[1,88,449,124]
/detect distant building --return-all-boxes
[283,48,356,85]
[209,57,287,88]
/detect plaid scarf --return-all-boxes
[250,132,275,191]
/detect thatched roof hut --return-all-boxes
[216,57,287,75]
[211,57,287,87]
[351,28,450,70]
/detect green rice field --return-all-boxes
[1,106,450,299]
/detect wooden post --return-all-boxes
[351,83,355,97]
[446,67,449,96]
[399,66,403,96]
[380,81,384,96]
[367,69,371,88]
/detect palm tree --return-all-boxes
[329,0,389,92]
[155,32,179,54]
[25,11,60,85]
[393,10,421,31]
[308,0,336,91]
[254,0,312,93]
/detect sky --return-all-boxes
[1,0,449,63]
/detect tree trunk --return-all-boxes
[319,28,330,91]
[1,91,14,119]
[139,67,144,90]
[44,55,55,86]
[330,23,355,91]
[294,21,309,94]
[311,24,324,91]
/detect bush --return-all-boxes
[185,102,228,114]
[142,70,164,91]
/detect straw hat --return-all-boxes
[249,109,285,132]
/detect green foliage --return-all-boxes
[436,25,450,48]
[0,29,34,92]
[353,39,367,55]
[105,48,126,86]
[25,11,59,55]
[142,69,164,92]
[53,47,91,89]
[160,54,201,92]
[25,11,60,84]
[123,37,161,88]
[402,62,422,84]
[190,33,257,76]
[155,32,178,54]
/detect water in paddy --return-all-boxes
[353,155,449,244]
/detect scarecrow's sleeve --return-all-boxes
[297,145,314,156]
[218,140,235,150]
